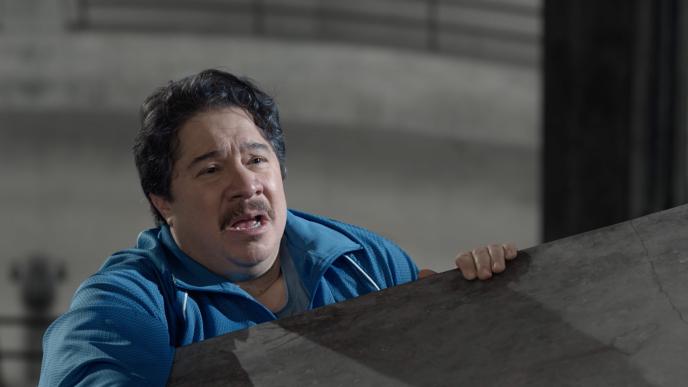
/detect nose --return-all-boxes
[228,164,263,200]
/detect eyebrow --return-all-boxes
[240,142,270,153]
[187,150,222,171]
[186,142,270,170]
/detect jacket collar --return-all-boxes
[157,225,238,292]
[283,210,361,292]
[156,209,361,293]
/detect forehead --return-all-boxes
[175,107,269,158]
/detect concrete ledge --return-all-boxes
[168,204,688,386]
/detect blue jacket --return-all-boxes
[39,210,419,386]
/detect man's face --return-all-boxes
[150,107,287,281]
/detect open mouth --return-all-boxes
[220,199,274,234]
[224,214,267,232]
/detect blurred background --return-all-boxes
[1,0,686,385]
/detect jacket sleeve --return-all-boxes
[39,268,176,387]
[349,230,419,289]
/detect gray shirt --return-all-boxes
[275,242,310,318]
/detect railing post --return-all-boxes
[64,0,89,30]
[253,0,265,36]
[427,0,439,51]
[11,254,65,382]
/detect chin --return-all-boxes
[229,245,277,269]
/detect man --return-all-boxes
[39,69,517,386]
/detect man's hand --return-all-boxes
[455,243,517,280]
[418,243,518,280]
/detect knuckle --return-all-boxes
[472,246,488,255]
[455,251,470,261]
[456,259,473,272]
[501,244,516,259]
[455,256,470,268]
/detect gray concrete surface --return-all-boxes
[0,32,539,147]
[169,204,688,387]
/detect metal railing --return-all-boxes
[62,0,541,65]
[0,255,65,386]
[0,316,55,362]
[0,315,55,387]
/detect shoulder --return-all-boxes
[288,209,396,247]
[40,231,177,386]
[61,231,178,338]
[68,228,174,312]
[73,249,171,319]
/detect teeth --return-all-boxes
[229,219,261,231]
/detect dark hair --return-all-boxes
[133,69,286,226]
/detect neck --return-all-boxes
[236,256,283,300]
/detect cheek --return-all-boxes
[271,178,287,208]
[264,176,288,221]
[176,186,220,217]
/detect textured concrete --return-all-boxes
[1,0,539,148]
[169,204,688,386]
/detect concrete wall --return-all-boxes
[1,33,539,147]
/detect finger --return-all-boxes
[487,244,506,273]
[455,251,477,280]
[472,247,493,280]
[502,243,518,260]
[418,269,437,279]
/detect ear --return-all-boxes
[149,193,174,225]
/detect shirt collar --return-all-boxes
[158,225,233,290]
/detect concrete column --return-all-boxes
[543,0,688,241]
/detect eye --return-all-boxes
[248,156,268,165]
[198,164,220,176]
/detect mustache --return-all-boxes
[220,199,275,230]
